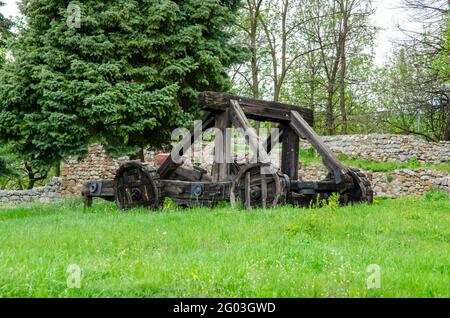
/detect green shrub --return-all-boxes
[425,189,449,202]
[408,158,421,168]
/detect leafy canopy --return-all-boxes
[0,0,244,166]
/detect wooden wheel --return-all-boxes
[346,168,374,204]
[114,161,160,210]
[230,163,287,209]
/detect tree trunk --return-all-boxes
[249,0,262,136]
[250,20,259,100]
[338,0,349,135]
[274,84,281,102]
[55,161,61,177]
[338,45,348,134]
[138,145,145,162]
[444,124,450,141]
[327,59,339,136]
[25,168,48,189]
[309,85,315,112]
[130,145,145,162]
[326,85,336,135]
[27,178,35,190]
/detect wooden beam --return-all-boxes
[245,172,251,210]
[211,109,232,182]
[281,125,299,181]
[261,171,267,209]
[167,166,212,182]
[157,112,215,179]
[199,92,314,127]
[289,111,348,184]
[229,100,271,165]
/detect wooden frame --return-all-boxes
[199,92,314,126]
[83,92,373,210]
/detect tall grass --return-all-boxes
[0,194,448,298]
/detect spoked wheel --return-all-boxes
[230,163,287,209]
[114,161,160,210]
[345,168,374,204]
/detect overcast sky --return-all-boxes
[1,0,422,66]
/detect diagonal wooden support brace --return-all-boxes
[229,99,271,166]
[289,111,349,184]
[263,126,284,154]
[157,111,216,179]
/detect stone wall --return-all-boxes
[303,134,450,164]
[61,144,129,195]
[0,178,62,204]
[60,134,450,198]
[61,144,159,195]
[300,164,450,198]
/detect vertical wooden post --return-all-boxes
[448,176,450,196]
[83,194,93,209]
[281,125,299,181]
[212,109,231,182]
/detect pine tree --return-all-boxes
[0,0,244,167]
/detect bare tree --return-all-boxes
[231,0,377,136]
[258,0,324,102]
[383,0,450,140]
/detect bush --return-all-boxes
[425,189,449,202]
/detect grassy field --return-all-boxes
[0,192,448,298]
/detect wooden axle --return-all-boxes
[82,171,366,209]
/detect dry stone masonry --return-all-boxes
[61,144,160,196]
[2,134,446,205]
[60,134,450,199]
[307,134,450,164]
[0,178,63,204]
[61,144,125,196]
[300,164,450,198]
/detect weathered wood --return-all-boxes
[211,109,232,182]
[229,100,271,165]
[157,112,215,179]
[289,111,348,184]
[114,162,160,210]
[199,91,314,126]
[230,163,286,209]
[168,166,212,182]
[261,172,267,209]
[281,125,299,181]
[83,90,374,210]
[159,180,231,202]
[245,172,251,209]
[83,194,93,208]
[263,126,283,154]
[82,179,115,205]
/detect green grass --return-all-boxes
[299,148,450,173]
[0,194,449,298]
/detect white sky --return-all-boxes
[371,0,423,66]
[1,0,423,66]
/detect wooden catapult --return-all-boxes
[83,92,373,209]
